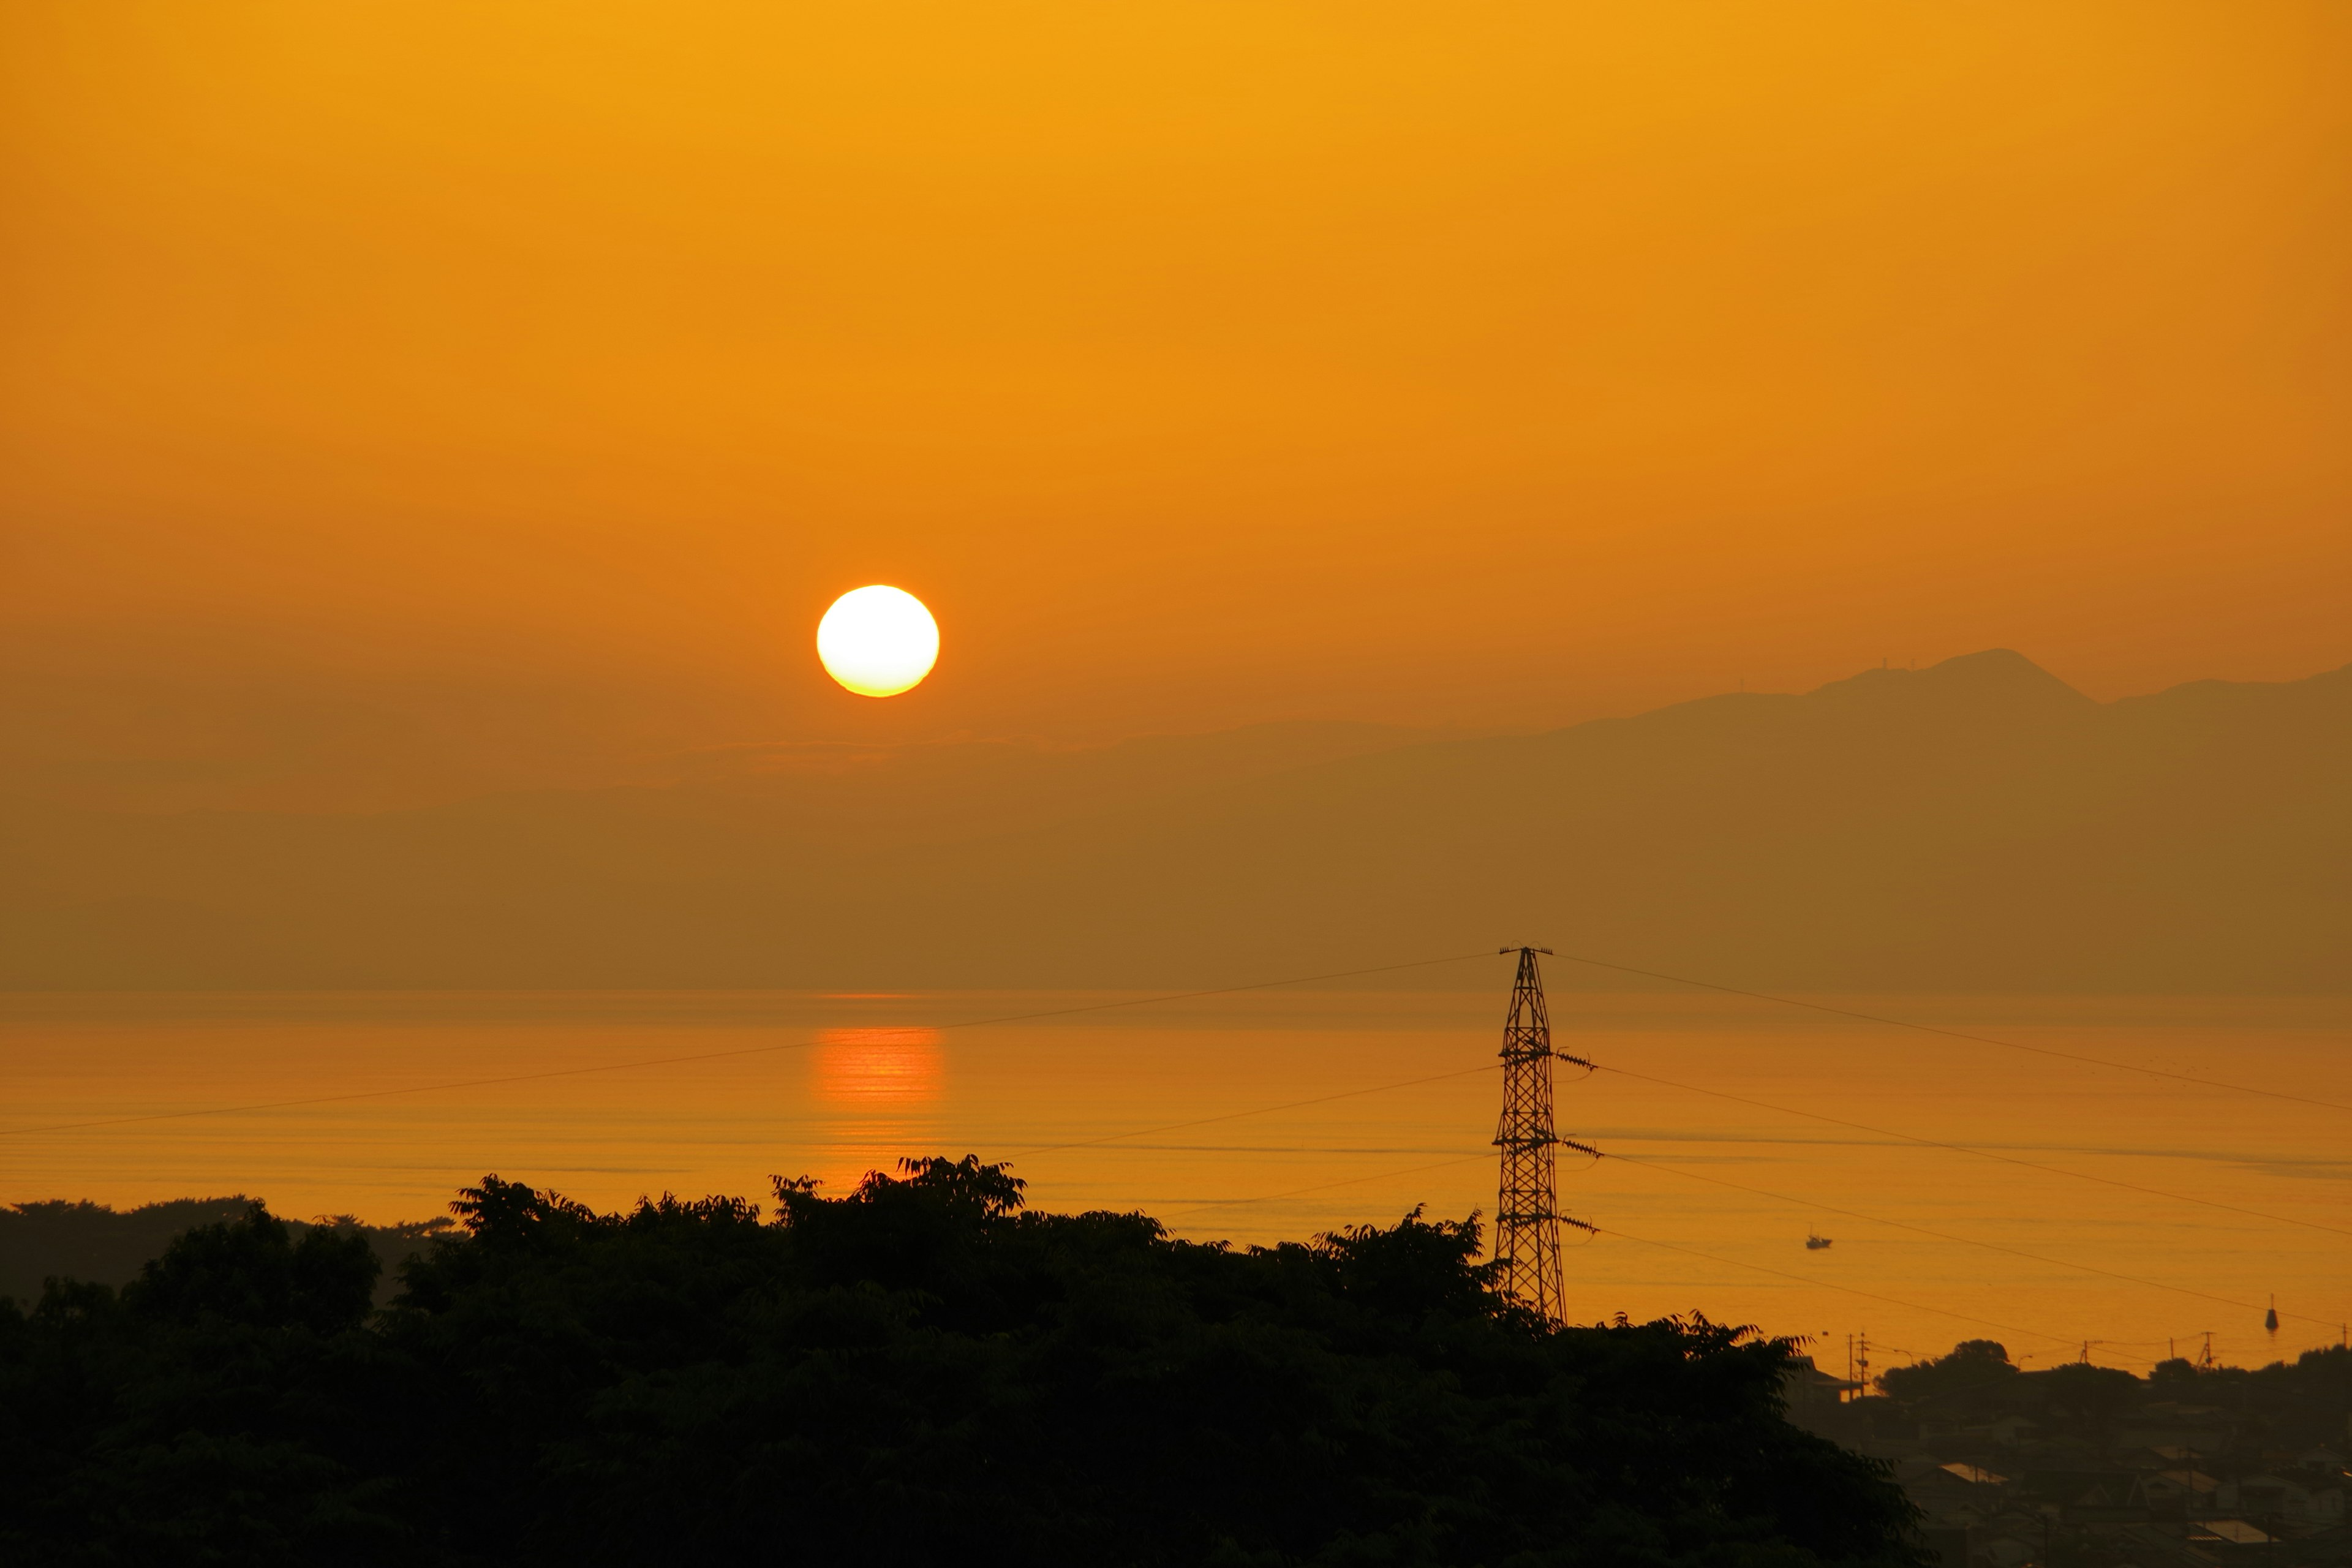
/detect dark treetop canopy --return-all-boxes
[0,1156,1920,1567]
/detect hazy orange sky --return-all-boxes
[4,1,2346,806]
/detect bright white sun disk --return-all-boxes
[816,586,939,697]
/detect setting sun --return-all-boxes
[816,586,939,697]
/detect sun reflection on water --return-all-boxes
[814,1027,943,1106]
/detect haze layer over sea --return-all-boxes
[4,986,2344,1373]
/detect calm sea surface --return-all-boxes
[3,986,2345,1376]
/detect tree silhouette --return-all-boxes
[1,1158,1927,1566]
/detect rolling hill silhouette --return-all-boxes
[4,652,2344,992]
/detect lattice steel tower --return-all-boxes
[1493,945,1565,1321]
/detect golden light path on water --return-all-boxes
[2,989,2346,1374]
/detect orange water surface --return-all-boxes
[2,987,2345,1376]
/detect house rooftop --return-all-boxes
[1941,1463,2010,1486]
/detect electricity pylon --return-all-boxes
[1493,945,1566,1321]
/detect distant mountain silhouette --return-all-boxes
[3,653,2344,991]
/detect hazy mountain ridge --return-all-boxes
[2,652,2343,992]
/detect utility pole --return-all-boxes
[1493,946,1566,1322]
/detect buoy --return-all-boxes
[2266,1296,2279,1334]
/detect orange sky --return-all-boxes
[3,1,2346,805]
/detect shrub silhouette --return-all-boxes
[1877,1338,2019,1408]
[0,1157,1923,1567]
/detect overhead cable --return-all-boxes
[1143,1147,2151,1366]
[1592,1060,2352,1240]
[1589,1223,2117,1359]
[1600,1147,2348,1332]
[1155,1154,1493,1221]
[1009,1065,1495,1161]
[1548,949,2352,1114]
[0,948,1501,1139]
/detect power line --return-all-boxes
[12,938,2340,1349]
[1593,1061,2352,1240]
[1044,1125,2346,1333]
[1136,1136,2321,1355]
[994,1052,2343,1281]
[1548,949,2352,1115]
[1155,1155,1493,1221]
[1142,1145,2157,1365]
[1008,1066,1495,1161]
[1599,1147,2349,1332]
[0,949,1503,1139]
[1035,951,2348,1354]
[1589,1223,2126,1362]
[936,949,1501,1027]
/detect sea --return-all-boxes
[3,985,2345,1378]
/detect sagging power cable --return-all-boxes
[1145,1144,2135,1366]
[1548,949,2352,1115]
[1599,1145,2348,1332]
[1156,1153,1493,1221]
[1588,1221,2106,1359]
[1009,1065,1496,1161]
[1593,1059,2352,1241]
[0,948,1501,1139]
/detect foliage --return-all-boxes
[1882,1340,2352,1463]
[1876,1339,2018,1406]
[2036,1362,2141,1436]
[0,1159,1924,1567]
